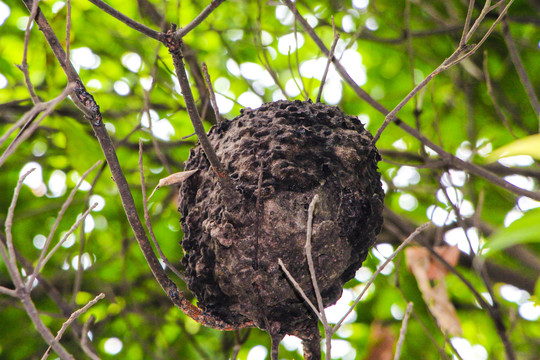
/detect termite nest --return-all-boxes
[178,99,384,340]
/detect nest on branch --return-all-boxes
[178,99,384,340]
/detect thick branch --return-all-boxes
[21,0,250,331]
[165,33,239,201]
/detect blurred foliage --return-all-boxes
[0,0,539,359]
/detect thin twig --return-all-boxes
[36,203,98,283]
[438,182,516,360]
[446,0,515,68]
[19,289,75,360]
[175,0,226,38]
[278,258,321,321]
[316,19,339,103]
[138,140,186,281]
[231,329,251,360]
[86,0,162,41]
[303,194,332,358]
[304,195,327,324]
[415,238,516,360]
[393,302,413,360]
[0,84,74,167]
[482,51,518,138]
[253,5,289,99]
[80,316,100,360]
[26,161,102,292]
[21,0,251,330]
[0,284,17,297]
[4,172,75,359]
[166,36,237,198]
[65,0,71,66]
[404,0,423,124]
[334,223,430,332]
[201,62,223,123]
[0,232,99,356]
[292,17,309,100]
[72,163,106,303]
[287,47,306,99]
[270,333,283,360]
[500,17,540,125]
[460,0,476,48]
[465,0,494,43]
[16,0,40,103]
[283,0,540,201]
[41,293,105,360]
[253,159,264,271]
[4,169,36,285]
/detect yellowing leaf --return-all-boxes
[486,134,540,162]
[147,169,198,200]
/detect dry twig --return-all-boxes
[393,302,414,360]
[139,140,186,281]
[42,293,105,360]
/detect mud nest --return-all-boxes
[178,99,384,338]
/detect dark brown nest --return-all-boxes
[178,99,384,338]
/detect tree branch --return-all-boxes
[20,0,251,331]
[283,0,540,202]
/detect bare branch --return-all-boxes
[72,163,106,303]
[0,286,17,297]
[175,0,226,38]
[304,195,326,324]
[65,0,71,65]
[284,0,540,201]
[393,302,414,360]
[0,84,74,167]
[165,35,238,199]
[446,0,515,68]
[292,17,309,100]
[86,0,163,41]
[4,169,35,286]
[20,0,251,330]
[482,52,518,139]
[334,223,430,332]
[17,0,40,103]
[35,203,98,285]
[460,0,476,47]
[316,20,339,103]
[278,258,321,322]
[80,316,100,360]
[500,17,540,125]
[202,62,223,123]
[26,161,102,292]
[19,290,75,360]
[139,140,186,281]
[42,293,105,360]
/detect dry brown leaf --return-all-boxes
[364,322,395,360]
[406,246,462,336]
[148,169,198,200]
[427,245,460,280]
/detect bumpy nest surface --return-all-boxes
[179,100,384,336]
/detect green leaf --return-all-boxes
[486,134,540,162]
[485,208,540,254]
